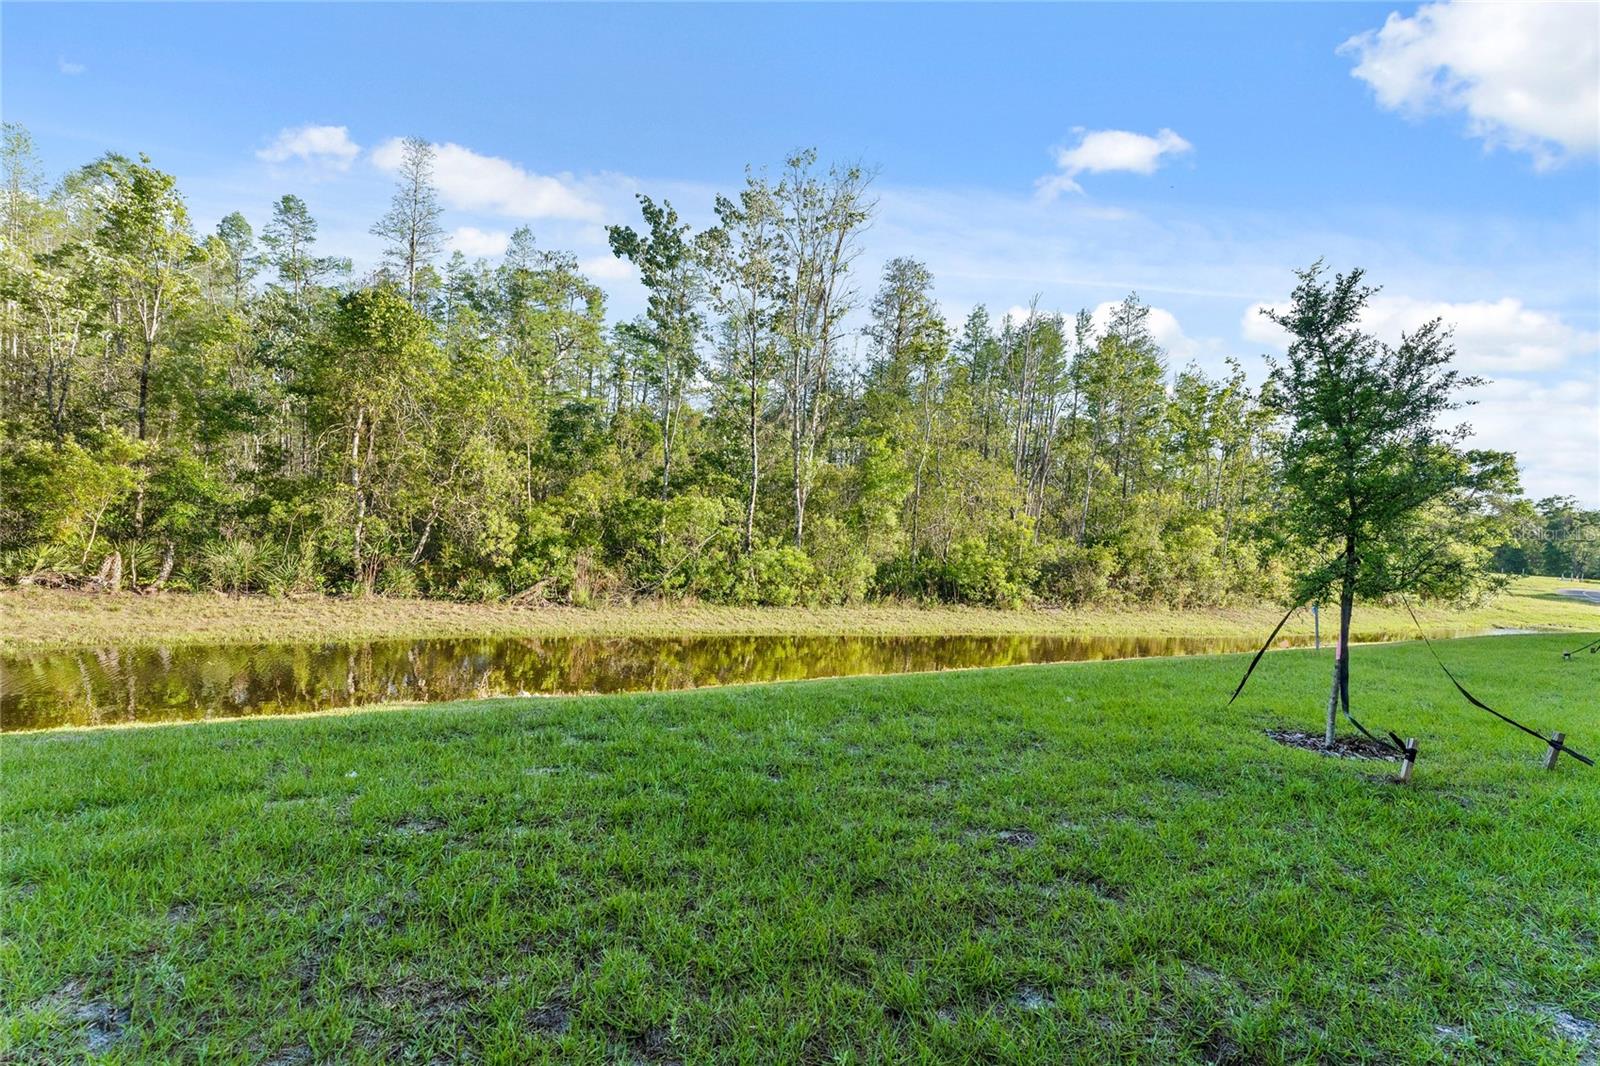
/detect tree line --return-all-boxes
[0,125,1552,607]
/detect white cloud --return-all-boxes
[1366,296,1598,373]
[1090,300,1204,361]
[374,138,604,222]
[993,300,1208,362]
[1240,301,1291,348]
[256,125,361,171]
[1465,375,1600,502]
[57,57,86,76]
[580,254,635,282]
[447,226,510,258]
[1037,128,1192,198]
[1240,295,1598,373]
[1341,1,1600,167]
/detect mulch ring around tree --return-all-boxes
[1266,729,1401,761]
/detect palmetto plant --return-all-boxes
[108,539,159,589]
[0,543,84,584]
[262,542,324,597]
[201,539,279,595]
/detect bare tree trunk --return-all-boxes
[409,511,439,566]
[791,363,806,546]
[1078,448,1096,545]
[793,445,805,547]
[130,335,156,534]
[659,388,676,554]
[350,408,367,586]
[153,542,175,590]
[911,392,933,560]
[82,503,109,568]
[745,359,759,554]
[136,337,153,441]
[661,404,674,500]
[1325,650,1340,747]
[1328,543,1356,747]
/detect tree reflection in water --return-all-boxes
[1,631,1438,732]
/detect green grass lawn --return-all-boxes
[3,634,1597,1064]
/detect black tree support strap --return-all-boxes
[1562,636,1600,660]
[1227,603,1300,705]
[1403,601,1594,768]
[1228,601,1405,754]
[1335,644,1406,754]
[1389,732,1419,767]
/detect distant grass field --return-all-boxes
[2,575,1594,651]
[4,634,1597,1063]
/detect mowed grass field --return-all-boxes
[3,634,1598,1064]
[3,575,1596,651]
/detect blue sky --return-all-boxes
[6,2,1597,502]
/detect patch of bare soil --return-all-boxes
[1199,1029,1247,1065]
[262,1042,314,1066]
[1266,729,1400,761]
[1542,1007,1598,1063]
[42,981,130,1053]
[378,978,474,1023]
[1012,986,1052,1011]
[527,1003,570,1036]
[626,1026,680,1064]
[994,828,1038,848]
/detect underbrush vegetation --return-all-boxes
[4,635,1596,1063]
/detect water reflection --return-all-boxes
[1,630,1441,732]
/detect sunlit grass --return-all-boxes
[3,575,1594,651]
[4,634,1597,1062]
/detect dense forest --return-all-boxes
[1,126,1590,606]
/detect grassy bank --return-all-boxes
[4,634,1598,1063]
[3,575,1595,651]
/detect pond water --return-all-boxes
[1,630,1440,732]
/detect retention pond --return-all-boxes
[2,630,1466,732]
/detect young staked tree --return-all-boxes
[1267,262,1518,746]
[372,137,444,306]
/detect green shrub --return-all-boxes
[805,516,874,605]
[1037,544,1115,606]
[454,574,506,603]
[0,543,84,584]
[200,539,279,595]
[748,543,814,607]
[374,562,419,598]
